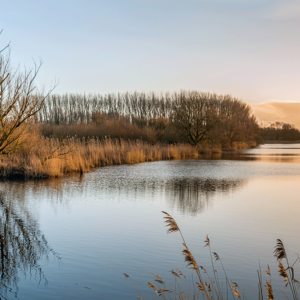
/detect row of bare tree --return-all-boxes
[38,91,260,147]
[37,92,177,124]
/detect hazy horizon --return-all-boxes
[252,101,300,129]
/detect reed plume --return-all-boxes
[197,282,205,292]
[162,211,180,234]
[155,279,165,285]
[182,243,198,271]
[266,265,271,276]
[176,269,185,278]
[148,281,157,292]
[231,283,241,299]
[154,274,165,285]
[162,211,186,244]
[205,281,212,292]
[213,252,220,261]
[204,235,210,247]
[171,269,180,278]
[278,261,289,282]
[274,239,287,261]
[266,280,274,300]
[157,289,172,296]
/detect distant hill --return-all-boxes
[252,101,300,129]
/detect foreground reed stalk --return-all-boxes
[125,212,300,300]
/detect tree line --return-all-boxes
[261,122,300,141]
[37,91,260,148]
[0,31,260,152]
[37,92,175,124]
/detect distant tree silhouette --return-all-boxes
[261,122,300,141]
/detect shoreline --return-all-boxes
[0,139,257,180]
[262,140,300,144]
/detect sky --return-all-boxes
[252,102,300,128]
[0,0,300,123]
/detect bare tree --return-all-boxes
[0,39,51,155]
[172,91,219,146]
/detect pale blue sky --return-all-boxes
[1,0,300,103]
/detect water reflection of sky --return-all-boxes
[1,144,300,299]
[221,143,300,163]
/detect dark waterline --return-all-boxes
[1,144,300,299]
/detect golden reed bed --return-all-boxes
[0,128,255,179]
[0,136,203,178]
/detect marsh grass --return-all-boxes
[0,132,200,178]
[0,125,254,179]
[124,212,300,300]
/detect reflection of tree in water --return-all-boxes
[0,175,247,240]
[2,176,245,217]
[0,192,59,299]
[166,178,246,215]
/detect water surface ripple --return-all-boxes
[1,144,300,299]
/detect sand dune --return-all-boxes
[251,102,300,129]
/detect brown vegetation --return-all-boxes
[0,89,260,179]
[0,128,205,178]
[125,212,300,300]
[0,48,50,155]
[37,91,260,148]
[0,121,256,179]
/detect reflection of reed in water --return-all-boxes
[166,178,246,215]
[0,192,60,299]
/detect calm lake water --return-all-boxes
[1,144,300,299]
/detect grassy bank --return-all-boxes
[0,137,201,178]
[0,129,256,179]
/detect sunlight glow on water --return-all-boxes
[1,144,300,299]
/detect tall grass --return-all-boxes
[0,125,258,178]
[125,212,300,300]
[0,131,202,178]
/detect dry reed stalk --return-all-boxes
[274,239,299,300]
[148,281,157,292]
[231,283,241,299]
[126,213,300,300]
[182,243,198,271]
[123,273,148,300]
[266,280,274,300]
[204,235,222,300]
[162,211,186,244]
[161,212,210,300]
[278,261,289,282]
[0,135,201,178]
[266,265,271,277]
